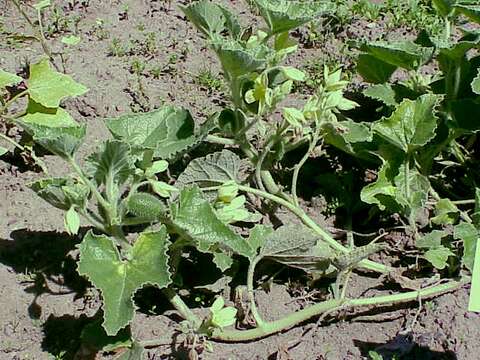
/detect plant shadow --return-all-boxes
[353,337,458,360]
[0,229,89,315]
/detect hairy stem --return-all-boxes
[210,278,465,342]
[292,129,321,207]
[247,256,265,327]
[237,184,390,274]
[162,287,201,328]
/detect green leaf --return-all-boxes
[454,222,479,272]
[77,228,171,336]
[27,58,88,108]
[431,199,459,225]
[416,230,447,249]
[356,54,397,84]
[125,193,166,221]
[280,66,305,81]
[283,107,304,128]
[432,0,456,18]
[449,99,480,132]
[212,39,268,79]
[145,160,168,177]
[259,224,335,273]
[65,206,80,235]
[360,162,398,211]
[472,69,480,94]
[29,177,89,210]
[456,4,480,24]
[171,186,255,269]
[252,0,335,35]
[61,35,81,46]
[359,41,433,70]
[373,94,440,153]
[0,146,8,157]
[105,106,206,160]
[33,0,51,10]
[20,99,78,127]
[363,83,397,106]
[217,180,239,203]
[424,246,454,270]
[180,0,241,38]
[81,319,132,352]
[175,150,243,198]
[0,69,22,88]
[150,180,177,198]
[211,306,237,328]
[86,141,134,199]
[322,120,373,158]
[247,224,273,260]
[17,99,86,158]
[393,165,431,219]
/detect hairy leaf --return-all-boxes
[360,162,398,211]
[363,83,397,106]
[86,141,134,201]
[212,39,268,79]
[424,247,454,270]
[259,224,334,273]
[416,230,448,249]
[175,150,244,199]
[456,4,480,24]
[359,41,433,70]
[247,224,273,260]
[323,120,373,158]
[0,69,22,88]
[454,222,479,272]
[373,94,440,153]
[27,58,88,107]
[20,99,78,127]
[77,228,171,336]
[106,106,209,160]
[180,0,241,38]
[431,199,460,225]
[29,177,89,210]
[171,187,255,269]
[252,0,334,35]
[472,69,480,94]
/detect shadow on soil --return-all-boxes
[0,229,92,358]
[354,337,458,360]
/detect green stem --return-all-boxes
[210,278,465,342]
[247,256,265,327]
[237,184,390,274]
[205,134,236,146]
[292,129,320,207]
[162,287,201,328]
[0,131,25,152]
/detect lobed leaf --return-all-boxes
[77,228,171,336]
[86,141,134,199]
[29,177,89,210]
[27,58,88,108]
[180,0,241,38]
[259,224,335,273]
[359,41,433,71]
[0,69,22,88]
[105,106,209,160]
[252,0,335,35]
[373,94,441,153]
[363,83,397,106]
[171,186,255,270]
[472,69,480,94]
[454,222,479,272]
[20,99,78,127]
[175,150,244,199]
[356,54,397,84]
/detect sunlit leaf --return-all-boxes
[252,0,334,35]
[373,94,440,153]
[29,177,89,210]
[77,228,171,335]
[0,69,22,88]
[27,58,88,107]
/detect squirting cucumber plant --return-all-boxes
[3,0,478,358]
